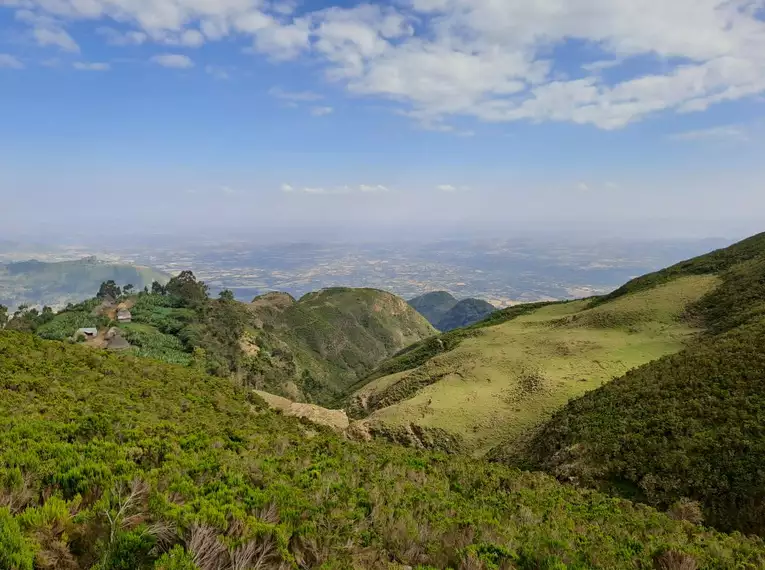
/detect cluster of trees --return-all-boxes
[0,304,55,333]
[1,330,762,569]
[95,271,233,307]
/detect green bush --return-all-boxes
[0,507,35,570]
[153,547,199,570]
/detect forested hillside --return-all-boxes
[15,274,435,405]
[1,331,763,569]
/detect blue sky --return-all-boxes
[1,0,764,239]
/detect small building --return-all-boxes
[116,310,132,323]
[75,328,98,340]
[107,335,131,351]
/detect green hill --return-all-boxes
[408,291,497,331]
[0,257,168,311]
[28,281,436,405]
[246,287,437,402]
[1,330,763,569]
[408,291,459,325]
[492,232,765,535]
[437,298,497,331]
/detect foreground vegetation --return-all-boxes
[2,331,764,569]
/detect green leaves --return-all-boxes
[0,507,35,570]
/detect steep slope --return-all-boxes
[349,274,718,455]
[1,331,763,569]
[437,297,497,331]
[0,256,168,310]
[494,231,765,535]
[408,291,498,331]
[248,287,437,402]
[408,291,458,325]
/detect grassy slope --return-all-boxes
[1,331,763,569]
[350,275,719,455]
[496,232,765,536]
[0,257,168,309]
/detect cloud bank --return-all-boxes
[3,0,765,130]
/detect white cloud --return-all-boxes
[577,182,590,192]
[220,185,237,195]
[7,0,765,129]
[0,53,23,68]
[252,18,311,60]
[269,86,323,102]
[582,60,622,73]
[73,61,110,71]
[282,184,391,195]
[310,106,333,116]
[436,184,471,192]
[15,9,80,52]
[359,184,389,193]
[179,29,205,47]
[205,65,230,79]
[605,181,620,190]
[33,26,80,51]
[151,54,194,68]
[667,125,750,142]
[272,0,298,16]
[97,27,146,45]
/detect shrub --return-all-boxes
[0,507,35,570]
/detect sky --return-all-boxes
[1,0,764,240]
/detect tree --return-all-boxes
[38,306,55,326]
[97,280,122,300]
[166,271,209,305]
[151,281,166,295]
[0,305,7,329]
[219,289,235,302]
[123,284,135,295]
[6,305,40,333]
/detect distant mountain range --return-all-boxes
[408,291,496,331]
[0,256,169,310]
